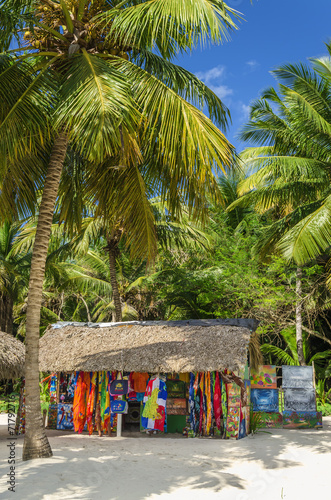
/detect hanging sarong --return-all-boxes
[103,371,111,431]
[213,372,222,430]
[86,372,97,435]
[73,371,90,433]
[206,372,212,435]
[221,376,228,426]
[50,374,57,404]
[100,371,111,431]
[199,373,204,434]
[189,372,195,433]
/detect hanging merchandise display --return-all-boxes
[109,377,129,396]
[50,374,57,403]
[142,376,168,431]
[132,372,149,393]
[213,371,222,431]
[45,368,251,439]
[86,372,97,435]
[111,400,128,414]
[73,371,90,434]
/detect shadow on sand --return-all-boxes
[0,416,330,499]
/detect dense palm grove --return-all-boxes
[1,0,331,460]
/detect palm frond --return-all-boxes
[56,51,139,162]
[97,0,240,59]
[132,49,230,130]
[277,195,331,264]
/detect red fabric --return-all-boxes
[213,372,222,429]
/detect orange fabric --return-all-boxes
[86,372,97,435]
[132,372,149,393]
[73,371,90,434]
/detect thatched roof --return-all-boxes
[39,319,254,374]
[0,331,25,379]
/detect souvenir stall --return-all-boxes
[39,319,258,439]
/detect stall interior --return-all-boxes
[47,370,250,439]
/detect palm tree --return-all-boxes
[0,221,31,334]
[261,327,331,378]
[2,0,239,459]
[228,51,331,365]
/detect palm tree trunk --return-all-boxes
[107,240,122,322]
[22,132,68,461]
[296,266,306,366]
[0,293,13,334]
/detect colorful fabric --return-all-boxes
[213,372,222,430]
[86,372,97,435]
[132,372,149,393]
[101,371,111,431]
[206,372,212,435]
[67,373,75,399]
[50,374,57,404]
[73,371,90,433]
[179,373,190,383]
[199,373,204,434]
[189,372,195,433]
[128,372,137,400]
[142,376,167,431]
[221,377,227,424]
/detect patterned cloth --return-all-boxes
[132,372,149,393]
[206,372,212,435]
[73,371,90,433]
[213,372,222,430]
[189,372,195,433]
[86,372,97,435]
[142,376,167,431]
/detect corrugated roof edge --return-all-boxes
[51,318,259,331]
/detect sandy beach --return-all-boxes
[1,413,330,500]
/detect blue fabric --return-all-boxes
[189,372,195,431]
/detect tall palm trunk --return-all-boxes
[0,293,13,334]
[107,239,122,322]
[22,132,68,461]
[296,266,306,366]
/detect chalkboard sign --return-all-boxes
[283,388,316,411]
[282,366,314,389]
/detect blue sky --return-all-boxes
[175,0,331,152]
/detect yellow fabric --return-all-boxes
[179,373,190,383]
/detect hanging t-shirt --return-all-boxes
[141,376,167,431]
[132,372,149,393]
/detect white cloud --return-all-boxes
[195,65,233,101]
[245,60,259,72]
[196,66,226,82]
[209,84,233,100]
[241,103,251,119]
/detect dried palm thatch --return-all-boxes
[39,320,253,374]
[0,331,25,380]
[249,331,263,372]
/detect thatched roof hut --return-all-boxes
[39,319,257,374]
[0,330,25,379]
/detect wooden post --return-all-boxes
[117,396,122,437]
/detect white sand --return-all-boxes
[1,413,330,500]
